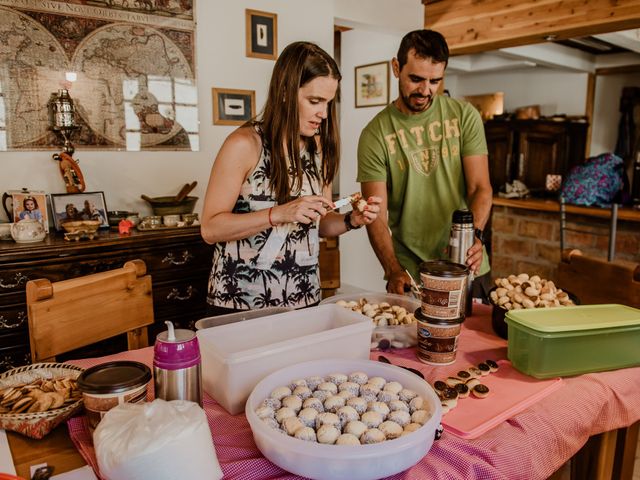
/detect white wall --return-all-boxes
[335,0,423,291]
[590,72,640,156]
[339,28,405,292]
[449,69,589,117]
[335,0,423,34]
[0,0,334,222]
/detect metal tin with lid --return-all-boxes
[153,321,202,406]
[77,360,151,430]
[419,260,470,322]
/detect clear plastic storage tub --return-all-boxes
[197,304,373,415]
[194,307,292,330]
[320,292,420,350]
[506,304,640,378]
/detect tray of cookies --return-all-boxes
[437,359,562,439]
[0,363,84,439]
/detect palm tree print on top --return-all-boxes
[207,130,322,310]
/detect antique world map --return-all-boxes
[0,0,197,151]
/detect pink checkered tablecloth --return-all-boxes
[66,305,640,480]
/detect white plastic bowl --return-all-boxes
[245,358,442,480]
[320,292,421,349]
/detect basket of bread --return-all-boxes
[489,273,578,339]
[0,363,84,439]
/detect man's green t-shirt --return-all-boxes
[357,94,490,282]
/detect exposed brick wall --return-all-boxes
[489,205,640,282]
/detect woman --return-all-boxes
[202,41,381,314]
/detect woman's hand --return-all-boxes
[271,195,333,225]
[349,195,382,227]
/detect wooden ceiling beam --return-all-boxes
[422,0,640,55]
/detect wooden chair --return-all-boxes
[557,249,640,307]
[557,250,640,479]
[26,259,154,363]
[559,197,620,262]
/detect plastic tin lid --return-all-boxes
[505,304,640,333]
[77,360,151,394]
[419,260,469,277]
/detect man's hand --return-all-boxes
[466,237,484,274]
[387,269,411,295]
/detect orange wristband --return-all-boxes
[268,207,276,227]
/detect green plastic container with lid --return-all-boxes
[506,304,640,378]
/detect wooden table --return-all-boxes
[5,305,640,480]
[7,424,85,478]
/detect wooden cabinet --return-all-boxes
[0,228,212,372]
[0,229,342,371]
[485,119,588,191]
[319,237,340,299]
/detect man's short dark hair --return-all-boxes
[397,30,449,70]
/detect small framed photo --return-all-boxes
[245,9,277,60]
[212,88,256,126]
[50,191,109,231]
[6,190,49,233]
[355,61,390,108]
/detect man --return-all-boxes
[357,29,493,297]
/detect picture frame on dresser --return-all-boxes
[4,190,49,233]
[50,191,109,231]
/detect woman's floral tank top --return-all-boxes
[207,128,323,310]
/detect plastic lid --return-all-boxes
[505,304,640,332]
[419,260,469,277]
[452,209,473,224]
[154,321,200,370]
[77,361,151,394]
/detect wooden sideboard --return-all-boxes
[0,229,341,372]
[485,118,588,192]
[0,228,212,372]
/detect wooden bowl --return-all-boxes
[490,287,580,339]
[142,196,198,216]
[61,220,101,240]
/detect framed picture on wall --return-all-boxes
[245,9,277,60]
[355,61,390,108]
[212,88,256,126]
[5,189,49,233]
[50,191,109,231]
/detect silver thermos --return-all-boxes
[448,209,474,317]
[153,321,203,406]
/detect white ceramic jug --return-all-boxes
[10,219,46,243]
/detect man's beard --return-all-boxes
[400,91,432,113]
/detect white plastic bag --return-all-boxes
[94,399,223,480]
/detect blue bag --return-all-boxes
[561,153,624,207]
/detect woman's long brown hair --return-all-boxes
[260,42,341,204]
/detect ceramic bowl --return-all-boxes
[0,223,12,241]
[246,358,442,480]
[107,211,138,227]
